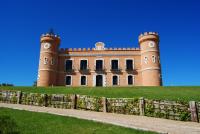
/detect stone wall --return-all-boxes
[0,90,199,123]
[107,98,140,115]
[76,95,103,112]
[0,90,19,104]
[21,92,46,106]
[47,94,73,109]
[145,99,190,121]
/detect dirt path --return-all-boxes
[0,103,200,134]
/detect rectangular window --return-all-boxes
[81,76,86,85]
[126,60,133,70]
[66,60,73,71]
[66,76,72,85]
[80,60,87,70]
[111,60,118,70]
[96,60,103,70]
[113,76,118,85]
[128,75,133,85]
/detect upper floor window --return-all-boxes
[80,60,88,70]
[96,60,103,70]
[111,60,119,70]
[126,59,133,70]
[66,60,73,71]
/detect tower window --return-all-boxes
[112,75,118,85]
[126,59,133,70]
[81,76,87,85]
[66,60,73,71]
[80,60,88,70]
[128,75,134,85]
[51,58,55,65]
[111,60,119,70]
[152,55,156,63]
[144,57,148,64]
[66,76,72,86]
[44,57,48,64]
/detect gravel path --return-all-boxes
[0,103,200,134]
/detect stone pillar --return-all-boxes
[189,101,199,122]
[71,94,77,109]
[102,97,107,113]
[17,91,22,104]
[139,97,145,116]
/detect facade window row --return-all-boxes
[65,59,135,72]
[144,55,159,64]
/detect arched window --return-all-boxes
[81,76,86,86]
[152,55,156,63]
[128,75,133,85]
[66,76,72,86]
[113,75,118,85]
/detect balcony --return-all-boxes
[94,66,106,73]
[110,68,122,72]
[79,67,90,74]
[65,66,75,73]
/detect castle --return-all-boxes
[37,31,162,87]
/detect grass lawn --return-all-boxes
[0,108,156,134]
[1,86,200,101]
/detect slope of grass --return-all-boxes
[0,108,156,134]
[1,86,200,101]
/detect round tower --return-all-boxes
[37,30,60,87]
[139,32,162,86]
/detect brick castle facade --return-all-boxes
[37,31,162,87]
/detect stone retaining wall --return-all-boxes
[145,99,190,121]
[0,90,199,122]
[107,98,140,115]
[76,95,104,112]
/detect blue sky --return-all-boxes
[0,0,199,86]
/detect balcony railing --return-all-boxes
[110,68,122,72]
[79,67,90,73]
[94,66,106,72]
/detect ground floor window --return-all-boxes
[128,75,134,85]
[66,76,72,85]
[81,76,86,85]
[112,75,118,85]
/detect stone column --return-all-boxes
[139,97,145,116]
[189,101,199,122]
[102,97,107,113]
[17,91,22,104]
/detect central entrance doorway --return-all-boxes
[96,75,103,86]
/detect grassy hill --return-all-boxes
[1,86,200,101]
[0,108,156,134]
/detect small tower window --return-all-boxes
[81,76,87,86]
[44,57,48,64]
[66,76,72,86]
[152,55,156,63]
[51,58,55,65]
[144,57,148,64]
[112,75,119,85]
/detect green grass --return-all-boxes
[0,108,156,134]
[1,86,200,101]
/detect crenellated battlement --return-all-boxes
[59,47,140,53]
[139,32,158,39]
[41,33,60,39]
